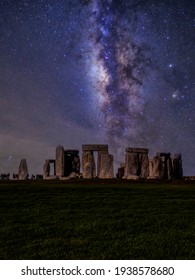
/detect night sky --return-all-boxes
[0,0,194,175]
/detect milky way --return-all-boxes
[85,0,151,152]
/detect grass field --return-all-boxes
[0,179,194,260]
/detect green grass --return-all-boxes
[0,179,194,260]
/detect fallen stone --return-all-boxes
[68,172,78,179]
[126,175,139,180]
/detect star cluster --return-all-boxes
[0,0,194,175]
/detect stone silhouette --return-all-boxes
[43,159,55,179]
[64,150,80,176]
[43,160,50,179]
[40,144,183,180]
[82,144,114,178]
[82,150,96,178]
[148,152,183,180]
[117,163,125,179]
[55,146,80,178]
[99,153,114,179]
[124,148,149,179]
[18,159,28,180]
[149,155,164,179]
[55,145,65,177]
[172,154,183,179]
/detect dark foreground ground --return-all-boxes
[0,179,194,260]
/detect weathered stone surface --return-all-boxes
[18,159,28,180]
[97,150,108,177]
[149,155,164,179]
[167,156,173,180]
[68,172,78,179]
[64,151,80,177]
[149,153,174,179]
[55,146,80,178]
[126,175,139,180]
[99,154,114,178]
[125,147,148,154]
[82,151,96,178]
[117,166,125,179]
[124,152,139,177]
[64,150,79,155]
[82,144,108,152]
[124,147,149,179]
[172,154,183,179]
[139,153,149,178]
[43,160,50,179]
[56,145,65,177]
[72,154,80,174]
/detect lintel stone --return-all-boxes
[82,144,108,151]
[64,150,79,155]
[125,147,148,154]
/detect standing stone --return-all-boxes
[149,155,164,179]
[139,153,149,178]
[72,153,80,174]
[124,152,139,177]
[148,159,156,179]
[82,151,96,178]
[18,159,28,180]
[149,153,173,180]
[157,153,173,180]
[97,151,108,177]
[117,163,125,179]
[43,160,50,179]
[64,150,80,177]
[124,147,149,179]
[172,154,183,179]
[167,155,173,180]
[82,144,110,179]
[56,145,65,177]
[99,154,114,178]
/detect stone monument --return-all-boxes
[18,159,28,180]
[124,147,149,179]
[82,144,114,178]
[55,145,65,177]
[43,159,56,179]
[149,152,174,180]
[172,154,183,179]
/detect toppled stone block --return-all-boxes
[126,175,139,180]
